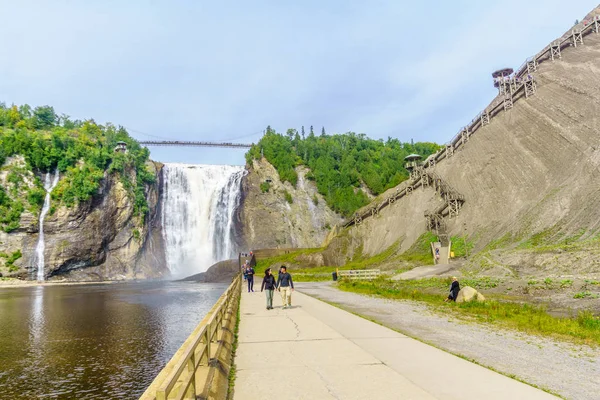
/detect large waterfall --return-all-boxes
[161,164,245,278]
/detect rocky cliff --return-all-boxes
[0,158,167,281]
[238,158,343,250]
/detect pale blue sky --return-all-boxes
[1,0,597,165]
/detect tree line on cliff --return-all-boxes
[0,103,155,232]
[246,126,441,217]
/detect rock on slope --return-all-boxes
[327,14,600,277]
[238,158,343,250]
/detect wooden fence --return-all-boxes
[338,269,381,280]
[139,275,241,400]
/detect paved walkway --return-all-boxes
[233,287,557,400]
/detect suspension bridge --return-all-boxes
[138,140,253,148]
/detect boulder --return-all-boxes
[456,286,485,303]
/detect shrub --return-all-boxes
[27,187,46,208]
[284,190,293,204]
[260,182,270,193]
[2,250,22,272]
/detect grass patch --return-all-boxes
[450,235,474,258]
[560,279,573,288]
[573,291,599,299]
[396,232,437,264]
[283,190,293,204]
[260,181,270,193]
[338,278,600,346]
[0,250,22,272]
[517,228,587,252]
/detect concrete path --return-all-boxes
[233,287,557,400]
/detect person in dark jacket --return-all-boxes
[277,265,294,309]
[261,268,277,310]
[246,265,255,292]
[445,277,460,302]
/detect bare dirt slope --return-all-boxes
[330,20,600,279]
[435,29,600,276]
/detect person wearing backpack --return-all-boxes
[261,268,277,310]
[276,265,294,309]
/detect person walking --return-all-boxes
[261,268,277,310]
[445,276,460,302]
[277,265,294,309]
[246,264,255,292]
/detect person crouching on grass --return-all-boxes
[261,268,277,310]
[445,276,460,302]
[277,265,294,309]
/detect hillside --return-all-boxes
[245,127,441,217]
[324,9,600,283]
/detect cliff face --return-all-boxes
[0,160,167,280]
[238,158,343,250]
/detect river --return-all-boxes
[0,281,226,399]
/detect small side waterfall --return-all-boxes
[35,170,60,281]
[161,164,245,278]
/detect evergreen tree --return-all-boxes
[321,127,326,137]
[301,126,305,139]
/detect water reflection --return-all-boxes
[30,286,45,346]
[0,281,225,399]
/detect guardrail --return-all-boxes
[139,275,242,400]
[338,269,381,280]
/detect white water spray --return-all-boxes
[161,164,244,278]
[35,170,60,281]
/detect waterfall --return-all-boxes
[35,170,60,281]
[161,164,245,278]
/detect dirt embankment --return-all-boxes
[325,24,600,285]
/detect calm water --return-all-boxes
[0,281,226,399]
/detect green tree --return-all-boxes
[32,106,57,129]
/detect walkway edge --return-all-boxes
[298,288,563,399]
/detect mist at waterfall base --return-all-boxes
[161,163,245,278]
